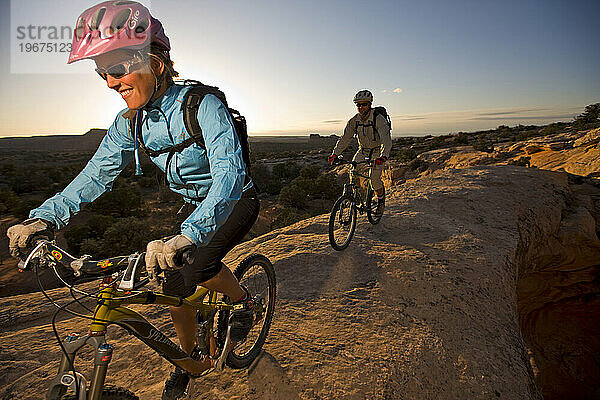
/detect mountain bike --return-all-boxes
[328,159,383,251]
[18,240,276,400]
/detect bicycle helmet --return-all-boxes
[68,1,170,64]
[353,90,373,104]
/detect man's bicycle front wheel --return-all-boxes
[328,195,357,251]
[218,254,276,369]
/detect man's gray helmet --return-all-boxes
[353,90,373,104]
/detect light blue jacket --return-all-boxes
[30,84,251,246]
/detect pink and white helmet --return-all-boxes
[68,1,170,64]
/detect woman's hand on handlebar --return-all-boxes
[144,234,196,279]
[6,218,54,259]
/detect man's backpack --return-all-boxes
[372,106,392,133]
[136,80,252,171]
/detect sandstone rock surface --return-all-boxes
[2,166,599,399]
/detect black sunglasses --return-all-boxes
[356,102,370,107]
[95,59,144,80]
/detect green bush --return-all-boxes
[79,217,163,258]
[508,156,530,167]
[408,158,428,172]
[572,103,600,131]
[473,138,494,153]
[453,133,469,146]
[278,180,309,208]
[0,189,21,215]
[157,185,182,203]
[272,161,301,182]
[390,148,417,162]
[88,183,143,217]
[250,163,282,195]
[271,208,310,230]
[299,164,321,179]
[311,174,340,201]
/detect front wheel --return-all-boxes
[328,195,357,251]
[61,385,138,400]
[218,254,276,369]
[366,187,383,225]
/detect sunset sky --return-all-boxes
[0,0,598,137]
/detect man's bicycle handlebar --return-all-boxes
[333,158,374,168]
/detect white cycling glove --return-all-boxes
[145,234,195,278]
[7,218,53,258]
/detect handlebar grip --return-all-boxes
[174,245,196,268]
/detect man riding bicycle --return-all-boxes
[328,90,392,215]
[6,2,256,399]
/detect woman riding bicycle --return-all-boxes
[6,2,257,398]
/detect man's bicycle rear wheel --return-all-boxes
[217,254,276,369]
[366,187,383,225]
[61,385,138,399]
[328,195,357,251]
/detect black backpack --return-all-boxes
[355,106,392,141]
[372,106,392,133]
[136,80,252,171]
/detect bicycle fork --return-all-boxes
[46,334,111,400]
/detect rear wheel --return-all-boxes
[61,385,138,399]
[217,254,276,369]
[366,187,383,225]
[328,195,357,250]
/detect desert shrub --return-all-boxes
[572,103,600,131]
[64,214,117,254]
[0,189,21,215]
[390,148,417,162]
[250,163,282,195]
[278,179,309,208]
[157,185,182,203]
[88,183,143,217]
[453,133,469,146]
[540,122,568,135]
[79,217,163,258]
[408,158,428,172]
[508,156,531,167]
[425,135,451,151]
[299,164,321,180]
[473,138,494,153]
[137,176,157,188]
[310,174,340,201]
[278,167,340,209]
[272,161,301,182]
[12,196,45,219]
[271,208,310,230]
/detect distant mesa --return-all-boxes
[84,129,108,137]
[309,133,339,142]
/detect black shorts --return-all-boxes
[162,188,259,297]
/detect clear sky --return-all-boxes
[0,0,598,137]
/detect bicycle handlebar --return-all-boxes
[20,240,150,290]
[333,158,373,168]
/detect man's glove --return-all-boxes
[7,218,54,258]
[328,154,338,165]
[145,234,195,278]
[374,156,387,166]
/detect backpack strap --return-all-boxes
[182,87,208,151]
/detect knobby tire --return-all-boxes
[328,194,357,251]
[61,385,138,400]
[217,254,276,369]
[366,187,382,225]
